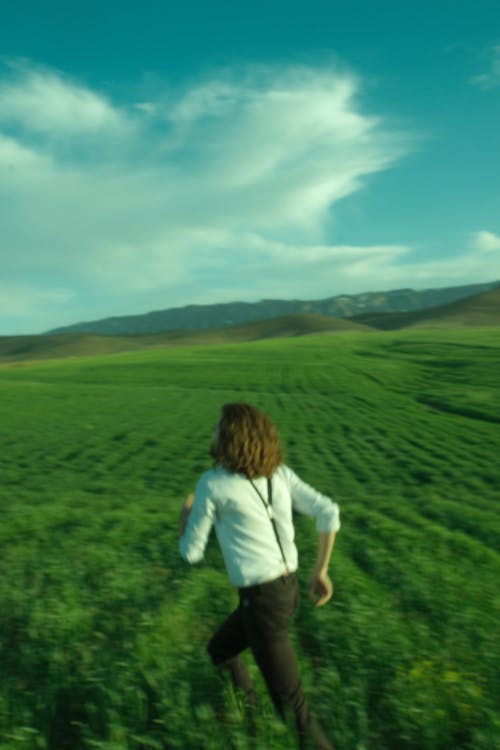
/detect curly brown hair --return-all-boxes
[210,403,284,479]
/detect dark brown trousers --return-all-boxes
[207,573,333,749]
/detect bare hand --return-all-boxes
[179,493,195,537]
[308,571,333,607]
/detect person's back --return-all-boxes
[179,403,339,750]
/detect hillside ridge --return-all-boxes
[47,280,500,335]
[3,287,499,365]
[0,313,371,364]
[352,286,500,330]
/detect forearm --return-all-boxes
[313,531,336,573]
[178,489,215,564]
[179,492,195,538]
[308,531,336,607]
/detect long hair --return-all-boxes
[210,403,283,479]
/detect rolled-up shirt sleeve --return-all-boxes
[179,476,217,564]
[285,466,340,533]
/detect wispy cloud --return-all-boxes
[469,44,500,89]
[470,230,500,252]
[2,60,496,334]
[1,61,417,332]
[0,281,75,321]
[0,60,131,136]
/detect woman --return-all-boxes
[179,403,339,750]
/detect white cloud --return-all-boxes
[0,62,131,135]
[2,61,496,335]
[344,246,499,290]
[0,132,53,177]
[0,282,74,320]
[1,63,410,301]
[161,69,403,231]
[469,44,500,90]
[133,101,158,115]
[470,230,500,253]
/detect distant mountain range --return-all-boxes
[48,280,500,335]
[1,284,499,364]
[353,285,500,330]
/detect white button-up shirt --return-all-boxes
[179,464,340,588]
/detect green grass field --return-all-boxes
[1,328,499,750]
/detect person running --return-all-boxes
[179,403,340,749]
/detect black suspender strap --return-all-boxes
[249,477,289,573]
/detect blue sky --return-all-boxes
[1,0,499,334]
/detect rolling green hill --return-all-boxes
[352,286,500,330]
[3,288,500,367]
[3,288,499,366]
[47,279,500,335]
[0,313,372,364]
[1,327,499,750]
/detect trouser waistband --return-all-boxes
[238,571,296,596]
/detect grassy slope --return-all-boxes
[1,286,499,365]
[0,314,372,364]
[353,286,500,330]
[1,328,499,750]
